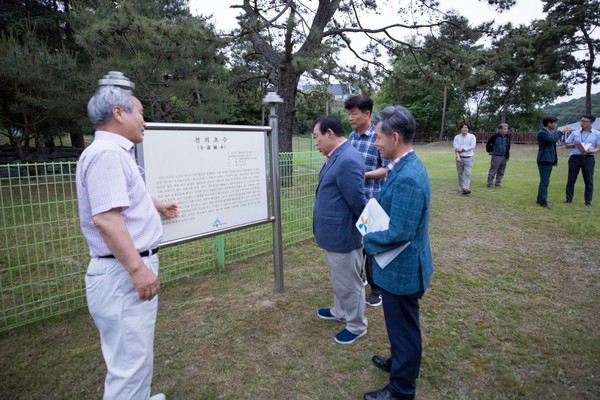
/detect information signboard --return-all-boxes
[138,123,271,246]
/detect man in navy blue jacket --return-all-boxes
[313,115,368,345]
[536,116,570,209]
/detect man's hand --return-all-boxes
[130,262,160,300]
[92,209,162,300]
[561,127,573,134]
[153,197,179,218]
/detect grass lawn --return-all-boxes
[0,143,598,399]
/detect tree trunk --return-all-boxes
[277,66,300,153]
[70,124,85,148]
[438,82,448,141]
[580,25,594,114]
[32,127,42,163]
[14,139,26,164]
[276,66,302,187]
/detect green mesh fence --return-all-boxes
[0,151,322,331]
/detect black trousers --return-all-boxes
[565,155,595,204]
[364,248,381,295]
[382,289,424,398]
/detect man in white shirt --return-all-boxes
[76,72,178,399]
[564,114,600,207]
[453,123,477,194]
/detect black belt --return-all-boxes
[572,155,594,158]
[98,247,159,259]
[460,156,472,158]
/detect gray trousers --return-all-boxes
[326,248,368,334]
[456,157,473,190]
[487,154,507,186]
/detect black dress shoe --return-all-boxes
[371,355,391,372]
[364,386,414,400]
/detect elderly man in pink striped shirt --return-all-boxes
[76,72,178,400]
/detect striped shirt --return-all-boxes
[348,124,389,199]
[76,131,162,257]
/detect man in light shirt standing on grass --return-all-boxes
[564,114,600,207]
[453,123,476,195]
[76,71,178,400]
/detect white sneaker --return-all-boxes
[150,394,166,400]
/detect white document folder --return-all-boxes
[356,198,410,269]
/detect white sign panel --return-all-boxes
[138,123,271,246]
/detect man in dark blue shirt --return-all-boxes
[486,123,511,187]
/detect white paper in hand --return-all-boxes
[355,198,410,269]
[356,198,389,236]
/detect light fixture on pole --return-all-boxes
[262,91,284,292]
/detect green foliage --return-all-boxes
[220,41,270,126]
[543,92,600,123]
[0,1,91,158]
[294,87,338,135]
[540,0,600,112]
[0,28,88,160]
[477,24,567,129]
[376,18,482,133]
[0,0,78,52]
[71,1,227,123]
[379,18,575,132]
[376,60,450,133]
[0,0,596,160]
[0,0,234,158]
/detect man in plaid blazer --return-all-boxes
[363,105,433,400]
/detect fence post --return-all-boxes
[216,235,225,272]
[262,91,285,292]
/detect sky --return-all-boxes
[190,0,598,104]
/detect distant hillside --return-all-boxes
[543,92,600,124]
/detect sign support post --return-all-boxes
[263,92,284,292]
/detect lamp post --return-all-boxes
[262,91,284,292]
[98,71,135,89]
